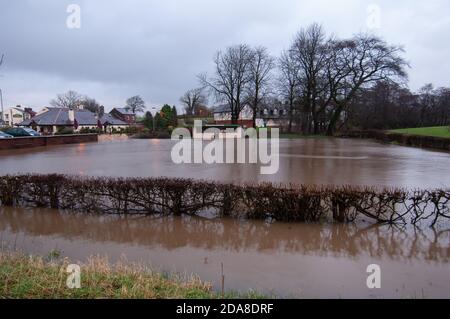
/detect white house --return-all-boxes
[213,104,255,127]
[2,106,34,126]
[19,107,130,135]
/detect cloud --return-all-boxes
[0,0,449,111]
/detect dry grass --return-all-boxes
[0,252,219,299]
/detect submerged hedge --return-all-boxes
[0,174,449,226]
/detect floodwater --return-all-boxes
[1,137,450,298]
[1,207,449,298]
[0,136,449,188]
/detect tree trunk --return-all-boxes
[326,105,344,136]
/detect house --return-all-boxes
[213,99,292,129]
[1,106,35,127]
[19,108,99,134]
[213,104,254,127]
[18,108,129,135]
[257,99,291,129]
[99,113,130,133]
[110,108,136,124]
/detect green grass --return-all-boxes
[0,252,265,299]
[390,126,450,138]
[279,133,326,139]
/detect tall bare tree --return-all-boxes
[180,88,207,115]
[199,44,253,124]
[278,50,301,133]
[50,91,83,109]
[291,23,330,134]
[325,34,408,135]
[247,46,275,128]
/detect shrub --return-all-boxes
[55,127,75,135]
[0,174,448,226]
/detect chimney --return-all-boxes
[68,109,75,122]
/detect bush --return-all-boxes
[55,127,74,135]
[0,174,448,226]
[78,127,102,134]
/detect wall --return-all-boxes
[0,134,98,151]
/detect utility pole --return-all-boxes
[0,89,4,125]
[0,54,4,125]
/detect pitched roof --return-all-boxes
[213,104,232,114]
[100,113,128,126]
[112,108,135,115]
[18,108,98,126]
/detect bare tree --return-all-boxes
[125,95,146,114]
[80,96,102,115]
[180,88,207,115]
[246,46,275,128]
[291,23,330,134]
[325,34,408,135]
[50,91,83,109]
[199,44,253,124]
[278,50,301,133]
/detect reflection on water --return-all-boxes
[1,207,449,298]
[0,137,450,188]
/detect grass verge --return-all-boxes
[390,126,450,138]
[0,252,264,299]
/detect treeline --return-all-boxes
[1,174,448,226]
[141,104,178,131]
[346,82,450,130]
[181,23,449,135]
[184,23,409,135]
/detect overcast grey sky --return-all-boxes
[0,0,449,112]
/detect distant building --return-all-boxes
[213,99,292,129]
[100,113,130,133]
[19,107,129,135]
[258,99,291,129]
[1,106,35,126]
[213,104,254,127]
[110,108,136,124]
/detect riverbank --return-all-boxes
[0,252,263,299]
[390,126,450,139]
[337,129,450,151]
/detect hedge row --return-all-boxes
[0,174,449,226]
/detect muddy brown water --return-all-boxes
[0,137,449,188]
[1,137,450,298]
[1,207,449,298]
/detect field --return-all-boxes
[390,126,450,138]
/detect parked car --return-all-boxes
[4,127,41,137]
[0,131,14,139]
